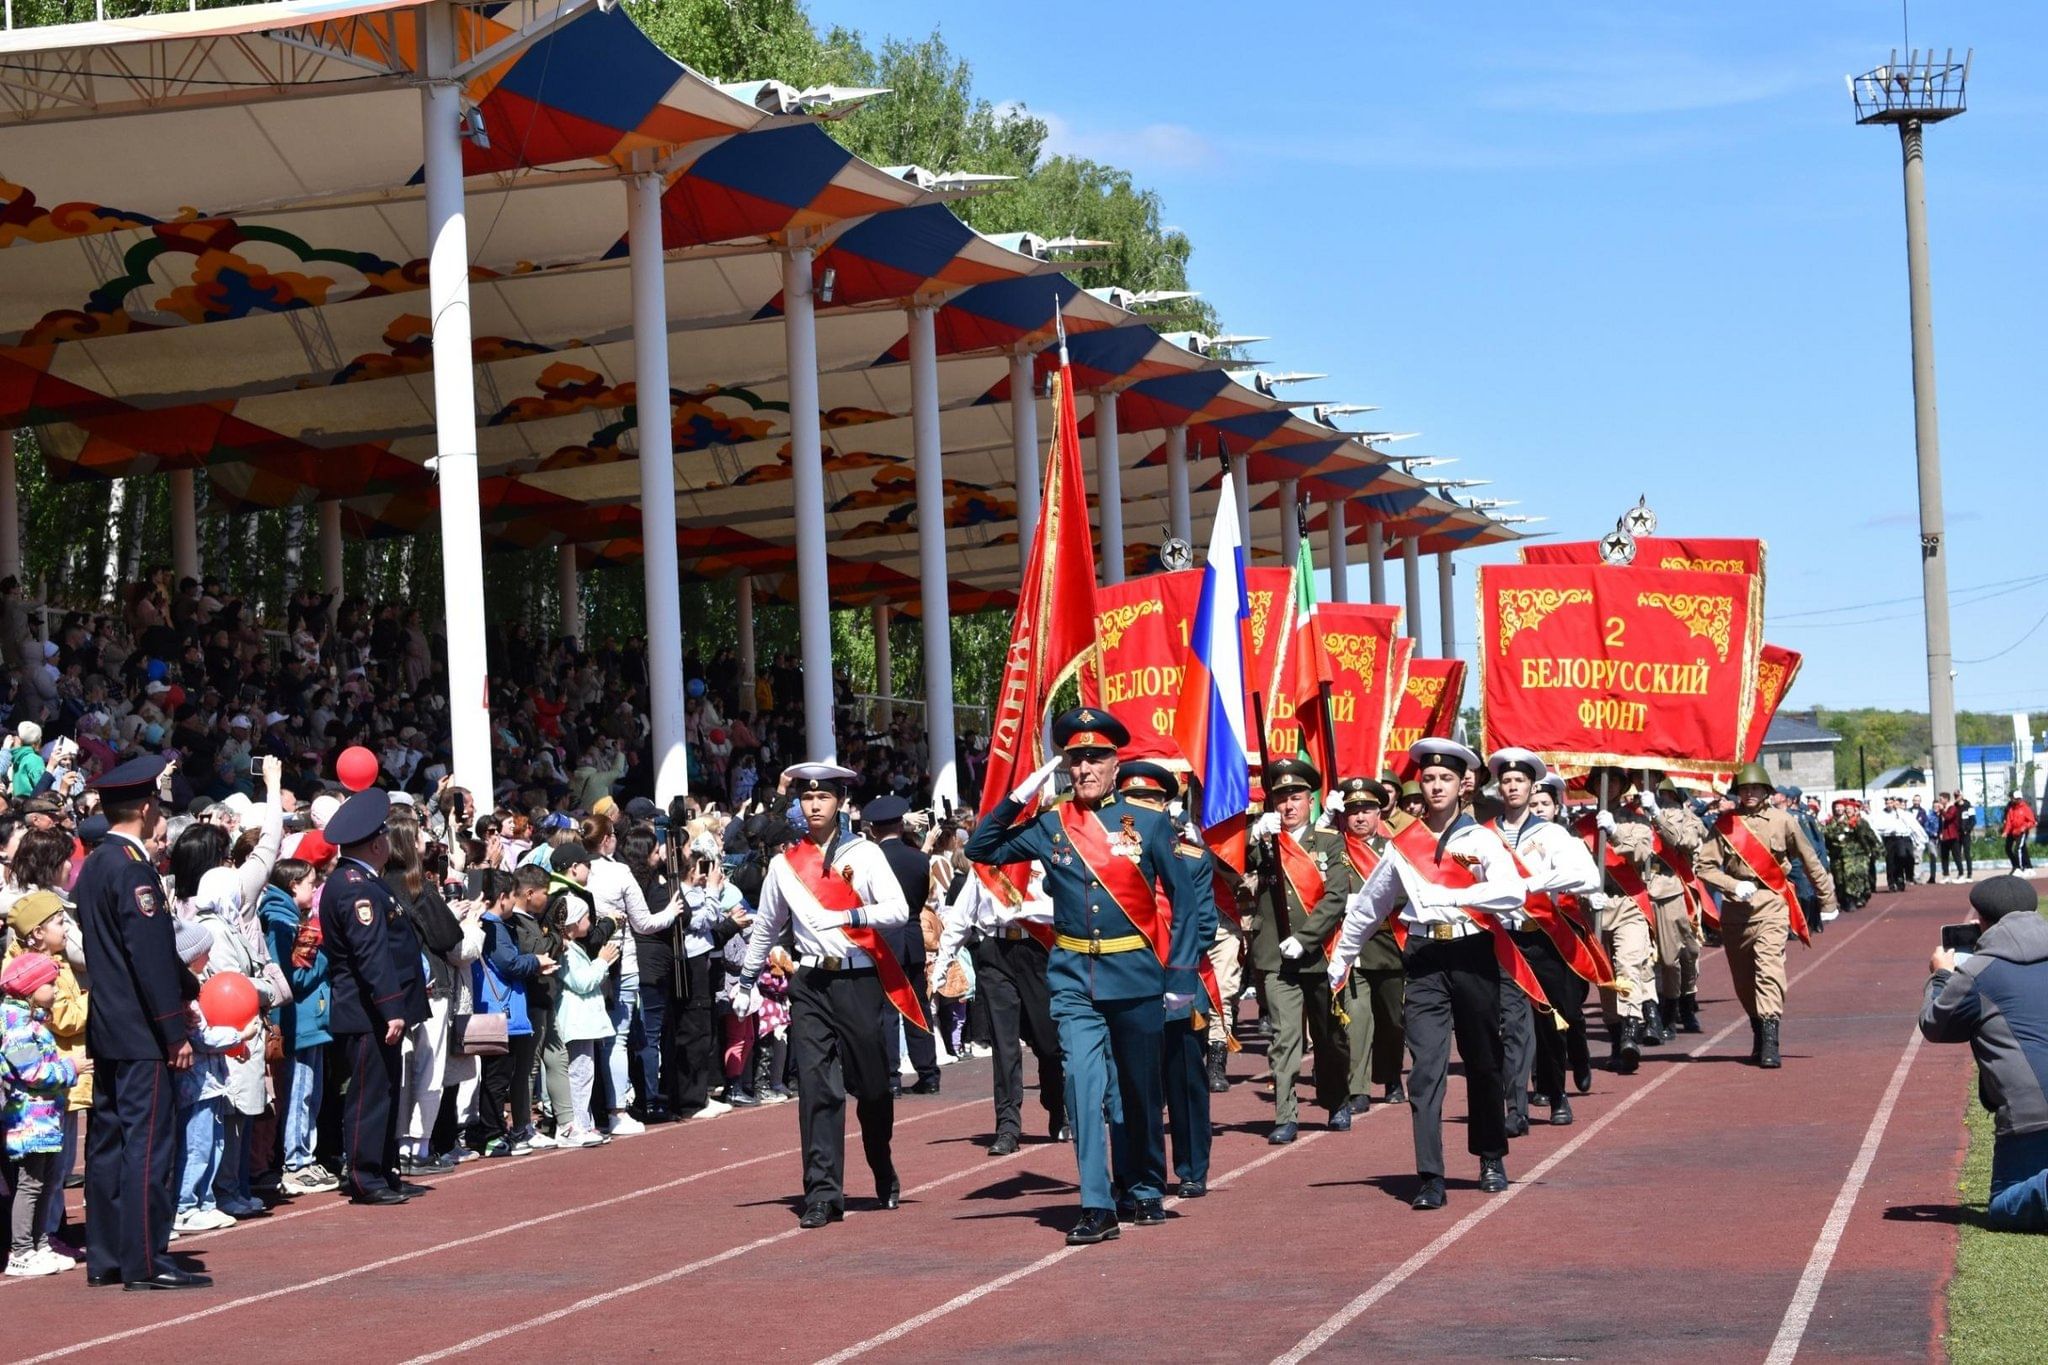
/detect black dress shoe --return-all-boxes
[1051,1120,1073,1143]
[907,1077,941,1095]
[1267,1121,1298,1145]
[125,1267,214,1291]
[1176,1179,1207,1198]
[1348,1092,1373,1115]
[988,1131,1020,1157]
[1479,1159,1510,1194]
[1384,1081,1408,1106]
[1410,1177,1446,1211]
[877,1176,900,1210]
[1065,1208,1121,1245]
[798,1204,844,1229]
[1503,1115,1530,1139]
[1572,1063,1595,1095]
[1327,1102,1352,1132]
[349,1187,410,1206]
[1115,1198,1137,1222]
[1549,1096,1575,1126]
[87,1269,124,1287]
[1131,1198,1167,1227]
[398,1182,431,1197]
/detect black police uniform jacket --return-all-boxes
[321,859,429,1035]
[78,833,191,1061]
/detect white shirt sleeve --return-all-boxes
[1442,828,1530,914]
[846,840,909,931]
[1331,855,1403,977]
[740,859,790,981]
[1524,823,1602,897]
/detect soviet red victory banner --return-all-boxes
[1315,603,1404,780]
[1522,537,1767,578]
[1384,637,1414,773]
[1478,562,1760,769]
[1387,657,1467,779]
[1740,643,1804,763]
[1080,570,1201,765]
[1242,566,1295,765]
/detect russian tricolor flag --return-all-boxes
[1172,466,1252,871]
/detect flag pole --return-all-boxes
[1303,494,1340,787]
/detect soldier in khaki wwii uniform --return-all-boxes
[1695,762,1838,1069]
[1578,770,1660,1074]
[1333,776,1406,1113]
[1645,777,1709,1039]
[1246,758,1354,1143]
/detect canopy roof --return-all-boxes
[1,0,1518,611]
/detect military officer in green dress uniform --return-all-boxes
[1246,757,1355,1144]
[1115,759,1219,1197]
[1334,776,1407,1113]
[966,709,1205,1246]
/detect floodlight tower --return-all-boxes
[1851,47,1970,796]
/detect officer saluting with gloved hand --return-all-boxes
[967,709,1204,1246]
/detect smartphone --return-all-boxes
[1940,922,1982,953]
[464,868,488,901]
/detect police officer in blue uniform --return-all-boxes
[966,709,1205,1245]
[1115,759,1220,1198]
[320,788,429,1204]
[78,755,212,1290]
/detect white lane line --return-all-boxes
[1271,902,1902,1363]
[1763,1028,1925,1365]
[403,1141,1042,1362]
[18,1099,981,1363]
[815,1124,1351,1363]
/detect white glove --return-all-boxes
[732,985,761,1017]
[1730,880,1757,902]
[1327,964,1349,994]
[1163,990,1196,1013]
[1278,935,1304,961]
[1252,812,1283,841]
[1009,756,1064,805]
[1595,809,1616,834]
[927,955,951,997]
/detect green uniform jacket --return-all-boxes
[1245,827,1354,977]
[1824,816,1884,899]
[1343,835,1405,974]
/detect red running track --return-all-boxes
[5,881,1972,1363]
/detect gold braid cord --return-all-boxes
[1495,587,1592,652]
[1636,592,1735,662]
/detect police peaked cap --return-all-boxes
[325,788,391,848]
[89,753,168,805]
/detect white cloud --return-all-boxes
[1037,109,1219,171]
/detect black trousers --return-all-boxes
[84,1056,177,1283]
[1502,929,1579,1122]
[1162,1014,1211,1184]
[883,962,940,1085]
[973,933,1066,1139]
[1404,933,1508,1179]
[1883,836,1913,891]
[655,954,721,1114]
[338,1030,404,1198]
[472,1032,538,1147]
[789,966,896,1211]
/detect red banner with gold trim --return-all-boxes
[1387,657,1466,779]
[1522,537,1766,578]
[1740,643,1803,763]
[1081,570,1201,764]
[1478,563,1760,769]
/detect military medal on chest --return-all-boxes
[1111,814,1145,862]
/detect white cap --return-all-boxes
[1409,738,1482,776]
[1485,747,1548,782]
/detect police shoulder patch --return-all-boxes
[133,884,161,917]
[355,899,376,926]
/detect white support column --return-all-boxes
[421,0,492,801]
[1233,460,1251,550]
[909,303,958,809]
[628,168,687,804]
[557,544,582,646]
[1327,499,1350,602]
[1402,537,1425,648]
[318,500,344,623]
[784,245,837,762]
[735,576,757,714]
[1164,425,1191,547]
[1365,520,1387,605]
[1009,350,1039,571]
[1436,551,1457,660]
[871,602,892,725]
[0,430,20,585]
[1278,477,1299,567]
[1094,388,1123,584]
[168,468,200,584]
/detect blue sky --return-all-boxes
[810,0,2047,716]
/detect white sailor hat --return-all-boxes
[1409,738,1482,776]
[1486,747,1548,782]
[786,762,860,795]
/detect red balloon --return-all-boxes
[198,971,261,1031]
[337,745,380,793]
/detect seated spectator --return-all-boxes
[1921,875,2048,1231]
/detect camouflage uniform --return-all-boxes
[1823,813,1883,910]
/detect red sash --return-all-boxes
[1059,801,1170,964]
[1344,834,1404,950]
[1276,831,1340,957]
[1485,822,1621,989]
[783,839,928,1031]
[1575,816,1659,926]
[1651,827,1718,934]
[1389,819,1552,1016]
[1715,811,1810,946]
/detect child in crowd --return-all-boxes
[3,950,78,1277]
[190,867,279,1220]
[260,858,337,1194]
[172,918,260,1234]
[472,871,541,1157]
[554,898,618,1147]
[721,918,760,1106]
[4,891,88,1261]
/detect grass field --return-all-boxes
[1944,1069,2048,1362]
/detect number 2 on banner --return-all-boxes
[1604,616,1626,649]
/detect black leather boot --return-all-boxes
[1749,1016,1764,1065]
[1613,1018,1641,1075]
[1206,1042,1230,1094]
[1677,993,1703,1034]
[1759,1016,1782,1069]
